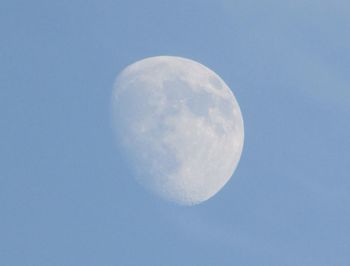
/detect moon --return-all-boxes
[112,56,244,205]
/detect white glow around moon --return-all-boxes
[112,56,244,205]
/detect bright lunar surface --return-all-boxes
[112,56,244,205]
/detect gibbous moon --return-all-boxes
[112,56,244,205]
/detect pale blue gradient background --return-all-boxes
[1,1,349,265]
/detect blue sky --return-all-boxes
[1,0,350,265]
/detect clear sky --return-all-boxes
[1,0,350,265]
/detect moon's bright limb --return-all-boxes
[112,56,244,205]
